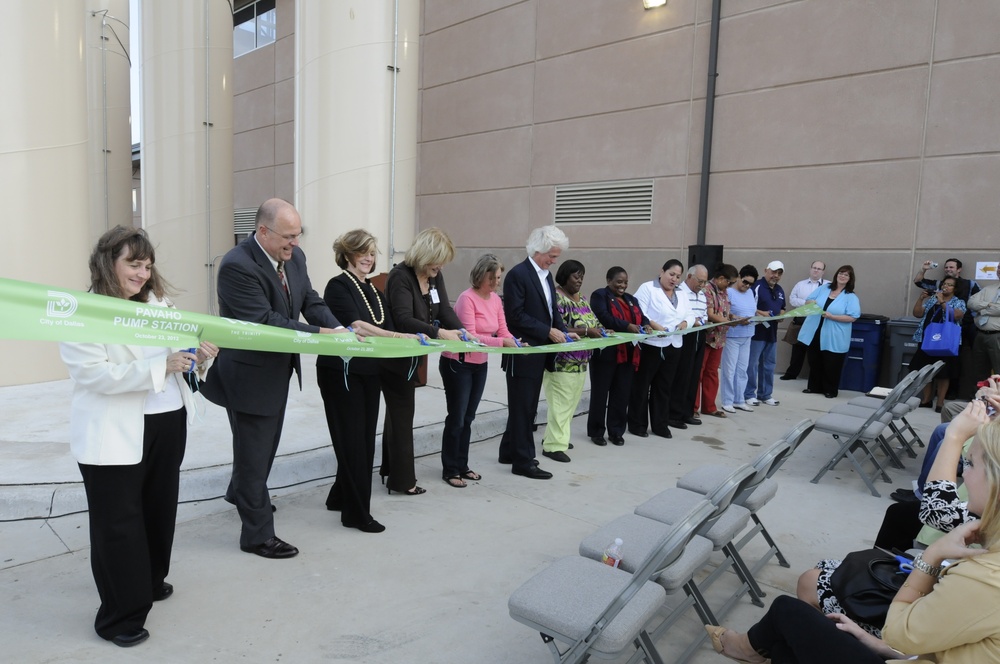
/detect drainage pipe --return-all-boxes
[696,0,722,245]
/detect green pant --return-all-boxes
[542,370,586,452]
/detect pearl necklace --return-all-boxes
[346,271,384,325]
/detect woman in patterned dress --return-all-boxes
[539,260,607,463]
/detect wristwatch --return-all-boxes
[911,554,943,578]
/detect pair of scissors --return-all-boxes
[875,547,913,573]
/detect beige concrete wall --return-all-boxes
[233,0,296,208]
[417,0,1000,320]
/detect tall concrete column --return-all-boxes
[295,0,420,272]
[86,0,133,241]
[140,0,233,313]
[0,1,90,386]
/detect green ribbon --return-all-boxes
[0,276,822,358]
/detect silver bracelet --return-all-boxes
[911,554,943,578]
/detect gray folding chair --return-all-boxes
[634,465,763,619]
[807,371,917,496]
[839,362,944,456]
[508,500,715,664]
[676,419,814,574]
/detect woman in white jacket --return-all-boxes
[59,226,217,648]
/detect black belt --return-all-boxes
[980,329,1000,335]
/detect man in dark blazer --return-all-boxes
[201,198,344,558]
[500,225,573,479]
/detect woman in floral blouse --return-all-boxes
[540,260,607,463]
[698,263,739,417]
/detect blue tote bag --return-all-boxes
[921,304,960,357]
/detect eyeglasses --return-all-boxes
[741,279,754,286]
[263,226,305,241]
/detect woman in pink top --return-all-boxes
[440,254,519,487]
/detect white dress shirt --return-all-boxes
[635,279,691,348]
[789,277,829,308]
[529,256,553,319]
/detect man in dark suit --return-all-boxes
[201,198,344,558]
[500,225,573,479]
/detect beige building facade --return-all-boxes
[416,0,999,320]
[2,0,997,386]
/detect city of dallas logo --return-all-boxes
[46,291,79,318]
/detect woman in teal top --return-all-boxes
[798,265,861,398]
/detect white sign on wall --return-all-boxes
[976,262,999,281]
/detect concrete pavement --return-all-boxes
[0,356,941,662]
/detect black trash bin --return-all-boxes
[884,317,922,387]
[839,314,889,393]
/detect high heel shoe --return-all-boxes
[387,485,426,496]
[704,625,766,663]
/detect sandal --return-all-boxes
[461,470,482,481]
[708,411,727,418]
[704,625,767,663]
[444,475,467,488]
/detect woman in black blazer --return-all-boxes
[381,228,467,495]
[318,230,409,533]
[587,266,660,446]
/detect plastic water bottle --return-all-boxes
[602,538,624,568]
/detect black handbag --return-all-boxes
[829,548,907,627]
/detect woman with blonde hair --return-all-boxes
[381,227,471,495]
[707,397,1000,663]
[318,229,411,532]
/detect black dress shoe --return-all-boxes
[542,450,571,463]
[683,417,702,426]
[512,465,553,480]
[825,392,837,398]
[651,429,673,439]
[568,443,574,450]
[111,628,149,648]
[590,435,608,446]
[802,388,814,394]
[668,419,688,430]
[498,456,512,465]
[610,435,625,446]
[152,582,173,601]
[628,428,649,438]
[240,536,299,559]
[779,374,796,380]
[345,519,385,533]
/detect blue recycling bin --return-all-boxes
[839,314,888,392]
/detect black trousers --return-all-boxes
[78,408,186,640]
[225,407,284,548]
[628,344,681,435]
[748,595,883,663]
[317,366,380,526]
[380,368,418,492]
[674,331,705,421]
[806,338,847,397]
[783,341,808,378]
[500,354,546,472]
[587,351,635,438]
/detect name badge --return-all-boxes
[429,287,440,304]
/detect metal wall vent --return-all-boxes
[234,207,257,235]
[554,179,653,225]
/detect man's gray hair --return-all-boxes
[687,264,706,277]
[525,225,569,255]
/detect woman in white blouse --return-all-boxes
[627,259,690,439]
[60,227,217,648]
